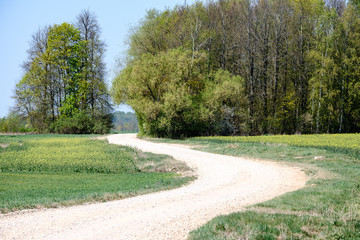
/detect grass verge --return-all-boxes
[146,134,360,239]
[0,134,193,213]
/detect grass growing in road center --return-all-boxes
[0,134,192,213]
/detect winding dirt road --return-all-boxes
[0,134,307,240]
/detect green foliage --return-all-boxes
[205,70,249,135]
[190,211,318,240]
[351,0,360,14]
[14,12,112,134]
[190,208,360,240]
[93,113,114,134]
[50,111,90,134]
[114,0,360,136]
[49,110,113,134]
[0,112,33,133]
[112,48,248,138]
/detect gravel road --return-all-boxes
[0,134,307,240]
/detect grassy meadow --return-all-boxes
[0,134,192,213]
[188,134,360,239]
[149,134,360,239]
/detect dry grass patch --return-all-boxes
[0,143,9,149]
[134,151,194,177]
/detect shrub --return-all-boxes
[112,49,249,138]
[50,111,112,134]
[93,114,113,134]
[0,112,33,133]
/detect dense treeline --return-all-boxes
[14,10,112,134]
[112,0,360,138]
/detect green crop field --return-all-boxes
[150,134,360,239]
[0,135,192,213]
[196,133,360,158]
[0,135,138,173]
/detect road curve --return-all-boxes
[0,134,307,240]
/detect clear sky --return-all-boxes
[0,0,196,118]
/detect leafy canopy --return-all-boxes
[112,48,247,138]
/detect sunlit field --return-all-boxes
[0,135,192,212]
[149,134,360,239]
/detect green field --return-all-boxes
[0,134,192,213]
[197,134,360,158]
[152,134,360,239]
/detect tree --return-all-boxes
[14,12,112,134]
[307,2,360,133]
[341,4,360,132]
[308,8,338,133]
[75,10,109,115]
[112,48,248,138]
[47,23,87,117]
[0,111,32,133]
[113,0,360,137]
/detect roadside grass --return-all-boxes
[199,134,360,159]
[0,172,189,212]
[0,134,193,213]
[148,134,360,239]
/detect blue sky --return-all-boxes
[0,0,196,118]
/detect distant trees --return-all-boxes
[15,10,112,134]
[0,112,33,133]
[112,0,360,137]
[112,111,139,132]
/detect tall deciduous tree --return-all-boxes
[112,48,247,138]
[15,12,112,134]
[75,10,109,115]
[112,0,360,137]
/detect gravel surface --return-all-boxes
[0,134,307,240]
